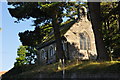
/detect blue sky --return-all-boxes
[0,2,35,71]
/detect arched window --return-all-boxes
[80,32,91,50]
[49,46,54,57]
[40,49,46,60]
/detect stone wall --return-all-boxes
[64,16,97,60]
[38,43,56,65]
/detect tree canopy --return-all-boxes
[18,25,52,47]
[8,2,82,61]
[101,2,120,60]
[14,45,38,66]
[14,45,28,66]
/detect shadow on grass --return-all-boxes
[65,61,120,74]
[103,63,120,73]
[2,61,120,80]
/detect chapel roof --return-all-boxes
[37,18,78,49]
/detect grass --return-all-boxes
[2,60,120,79]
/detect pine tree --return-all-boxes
[88,2,110,61]
[14,46,28,66]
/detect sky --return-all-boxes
[0,2,35,71]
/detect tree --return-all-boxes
[88,2,110,61]
[18,25,52,47]
[8,2,66,60]
[14,45,38,66]
[8,2,79,61]
[25,46,37,64]
[101,2,120,60]
[14,45,28,66]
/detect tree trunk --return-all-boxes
[88,2,110,61]
[52,11,65,61]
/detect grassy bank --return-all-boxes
[2,60,120,79]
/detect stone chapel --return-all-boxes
[37,6,97,64]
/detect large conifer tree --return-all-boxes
[88,2,110,61]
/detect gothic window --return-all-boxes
[40,49,46,60]
[80,32,91,50]
[49,46,54,57]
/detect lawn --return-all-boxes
[2,60,120,79]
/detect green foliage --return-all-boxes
[25,46,37,64]
[14,46,28,66]
[101,2,120,59]
[14,45,37,66]
[18,25,52,47]
[8,2,84,26]
[8,2,64,25]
